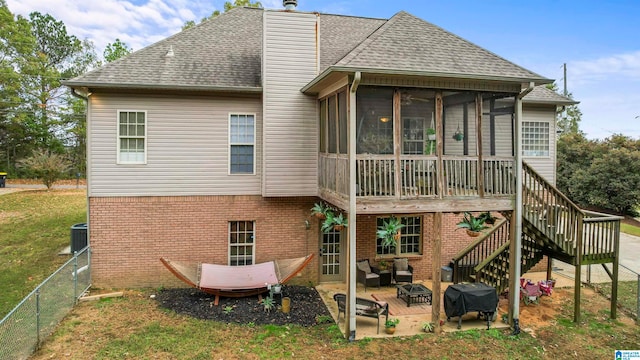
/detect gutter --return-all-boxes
[61,81,263,94]
[302,66,553,93]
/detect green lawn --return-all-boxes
[0,189,86,317]
[621,222,640,237]
[4,189,640,359]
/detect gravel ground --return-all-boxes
[155,285,332,327]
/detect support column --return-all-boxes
[432,212,443,332]
[346,72,360,340]
[476,93,484,197]
[435,91,444,198]
[574,215,583,323]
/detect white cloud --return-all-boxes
[569,50,640,85]
[5,0,216,54]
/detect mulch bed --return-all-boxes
[155,285,332,327]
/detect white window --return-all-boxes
[118,111,146,164]
[522,121,550,157]
[229,221,255,266]
[376,216,422,256]
[229,114,255,174]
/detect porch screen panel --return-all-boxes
[442,91,476,156]
[319,99,327,152]
[356,86,393,154]
[400,89,435,155]
[328,96,337,153]
[338,91,348,154]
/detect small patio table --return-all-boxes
[396,283,432,307]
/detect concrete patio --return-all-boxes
[316,271,573,340]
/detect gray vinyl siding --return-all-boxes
[88,93,262,197]
[522,105,557,185]
[443,104,476,156]
[262,11,319,196]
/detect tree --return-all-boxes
[557,133,640,215]
[556,133,599,202]
[103,38,132,63]
[546,82,582,135]
[572,147,640,214]
[183,0,262,30]
[0,5,98,176]
[17,149,72,189]
[0,1,37,174]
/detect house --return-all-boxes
[64,1,620,334]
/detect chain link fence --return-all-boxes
[0,247,91,359]
[553,259,638,323]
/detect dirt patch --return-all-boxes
[155,285,332,327]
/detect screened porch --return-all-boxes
[318,86,518,203]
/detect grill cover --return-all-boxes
[444,283,499,318]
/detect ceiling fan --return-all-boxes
[401,93,431,105]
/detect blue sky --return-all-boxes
[6,0,640,140]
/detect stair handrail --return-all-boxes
[522,162,584,216]
[523,162,585,255]
[451,218,509,283]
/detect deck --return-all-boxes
[318,154,516,213]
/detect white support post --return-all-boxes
[346,72,360,341]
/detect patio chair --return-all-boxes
[392,258,413,284]
[538,280,554,296]
[521,281,542,305]
[356,259,380,292]
[333,293,388,334]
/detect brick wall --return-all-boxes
[354,213,486,281]
[90,198,540,289]
[89,195,320,288]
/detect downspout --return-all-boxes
[70,86,91,266]
[346,71,360,341]
[511,81,534,335]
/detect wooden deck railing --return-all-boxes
[451,218,510,283]
[582,210,621,263]
[319,153,515,200]
[522,163,621,261]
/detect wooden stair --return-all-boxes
[452,162,622,295]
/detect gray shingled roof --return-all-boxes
[65,8,551,91]
[333,11,548,82]
[522,86,579,105]
[64,7,263,90]
[319,14,386,72]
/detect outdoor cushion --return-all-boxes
[394,258,408,271]
[365,272,378,279]
[357,260,372,274]
[396,270,412,277]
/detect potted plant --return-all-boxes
[456,212,488,237]
[271,283,282,295]
[384,318,399,334]
[421,322,435,333]
[332,213,348,231]
[377,259,389,271]
[376,216,404,248]
[426,127,436,141]
[321,211,348,232]
[479,211,497,225]
[311,202,329,219]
